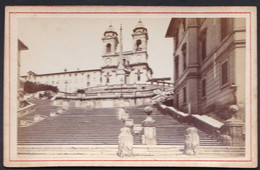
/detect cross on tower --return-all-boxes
[135,69,143,81]
[104,72,112,84]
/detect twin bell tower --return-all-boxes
[101,20,152,85]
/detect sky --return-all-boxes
[18,17,173,80]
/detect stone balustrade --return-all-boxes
[155,103,244,146]
[18,102,36,118]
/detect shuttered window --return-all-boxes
[202,78,206,97]
[221,61,228,85]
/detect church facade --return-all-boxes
[22,21,153,93]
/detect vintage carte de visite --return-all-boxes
[3,6,257,167]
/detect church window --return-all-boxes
[105,72,111,84]
[69,74,71,77]
[136,39,142,51]
[123,59,129,66]
[87,82,90,87]
[75,73,77,76]
[106,43,111,53]
[136,69,142,81]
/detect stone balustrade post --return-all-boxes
[224,105,245,146]
[117,126,133,157]
[141,106,157,145]
[184,127,200,156]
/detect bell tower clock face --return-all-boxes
[105,58,112,65]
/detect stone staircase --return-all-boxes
[18,99,245,158]
[18,102,222,146]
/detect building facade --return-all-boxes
[165,18,246,120]
[22,20,153,93]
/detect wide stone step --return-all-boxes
[18,147,245,152]
[17,145,245,158]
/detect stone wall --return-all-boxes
[54,97,152,109]
[18,102,36,118]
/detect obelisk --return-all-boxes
[116,24,126,84]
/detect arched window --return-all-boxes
[123,59,129,66]
[136,39,142,51]
[106,43,111,53]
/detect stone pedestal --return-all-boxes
[224,105,245,146]
[57,109,63,114]
[118,107,125,120]
[52,100,57,106]
[184,127,200,156]
[117,127,133,157]
[125,119,134,134]
[142,126,157,145]
[141,106,157,145]
[121,113,129,121]
[34,114,42,122]
[50,112,57,117]
[118,107,129,121]
[224,118,245,146]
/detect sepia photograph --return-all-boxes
[3,6,257,167]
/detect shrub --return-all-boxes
[23,81,58,94]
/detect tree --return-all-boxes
[23,81,58,94]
